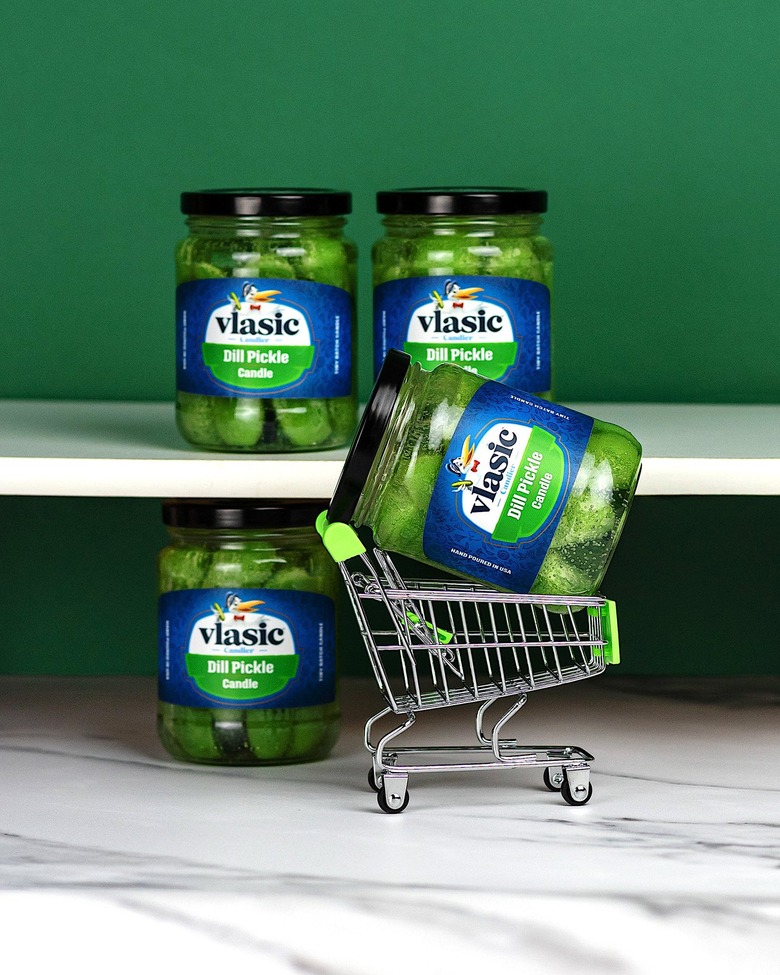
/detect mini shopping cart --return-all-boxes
[319,519,620,814]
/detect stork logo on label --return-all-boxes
[446,426,528,522]
[401,279,520,379]
[189,593,295,654]
[184,592,300,700]
[430,279,485,312]
[446,424,566,543]
[201,282,316,390]
[408,280,513,340]
[205,285,313,345]
[446,434,481,492]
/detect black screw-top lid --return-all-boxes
[162,499,329,530]
[181,189,352,217]
[328,350,411,524]
[376,187,547,216]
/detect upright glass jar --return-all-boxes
[176,189,357,452]
[373,188,552,395]
[330,351,641,598]
[158,499,340,765]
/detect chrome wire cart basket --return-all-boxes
[318,519,620,814]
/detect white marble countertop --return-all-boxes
[1,675,778,972]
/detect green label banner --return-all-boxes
[186,653,299,700]
[492,427,565,542]
[202,343,314,390]
[403,341,519,381]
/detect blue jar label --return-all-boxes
[423,383,594,591]
[158,588,336,708]
[177,278,352,398]
[374,275,550,390]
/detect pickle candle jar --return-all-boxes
[373,188,552,394]
[158,500,340,765]
[176,189,357,452]
[329,351,641,597]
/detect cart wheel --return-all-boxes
[561,778,593,806]
[377,789,410,814]
[543,767,564,792]
[367,768,382,792]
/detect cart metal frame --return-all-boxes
[319,520,619,813]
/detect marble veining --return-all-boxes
[0,676,778,971]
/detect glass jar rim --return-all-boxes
[328,350,410,524]
[162,499,329,531]
[181,189,352,218]
[376,188,547,216]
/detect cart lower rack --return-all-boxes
[319,519,620,814]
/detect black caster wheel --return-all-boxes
[367,768,382,792]
[543,767,564,791]
[377,789,410,814]
[561,778,593,806]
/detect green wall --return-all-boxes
[2,0,779,403]
[1,3,777,677]
[0,497,777,677]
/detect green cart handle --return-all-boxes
[589,599,620,665]
[405,611,454,646]
[317,513,453,644]
[316,513,366,562]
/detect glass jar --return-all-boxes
[157,499,340,765]
[373,188,552,395]
[329,351,641,597]
[176,189,357,452]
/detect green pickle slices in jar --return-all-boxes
[212,397,266,450]
[372,228,551,288]
[157,524,339,765]
[273,398,333,448]
[289,236,351,290]
[533,423,640,597]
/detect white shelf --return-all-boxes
[0,399,777,497]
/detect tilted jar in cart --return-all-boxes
[176,189,357,451]
[157,499,340,765]
[320,350,636,812]
[373,187,552,394]
[328,350,642,598]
